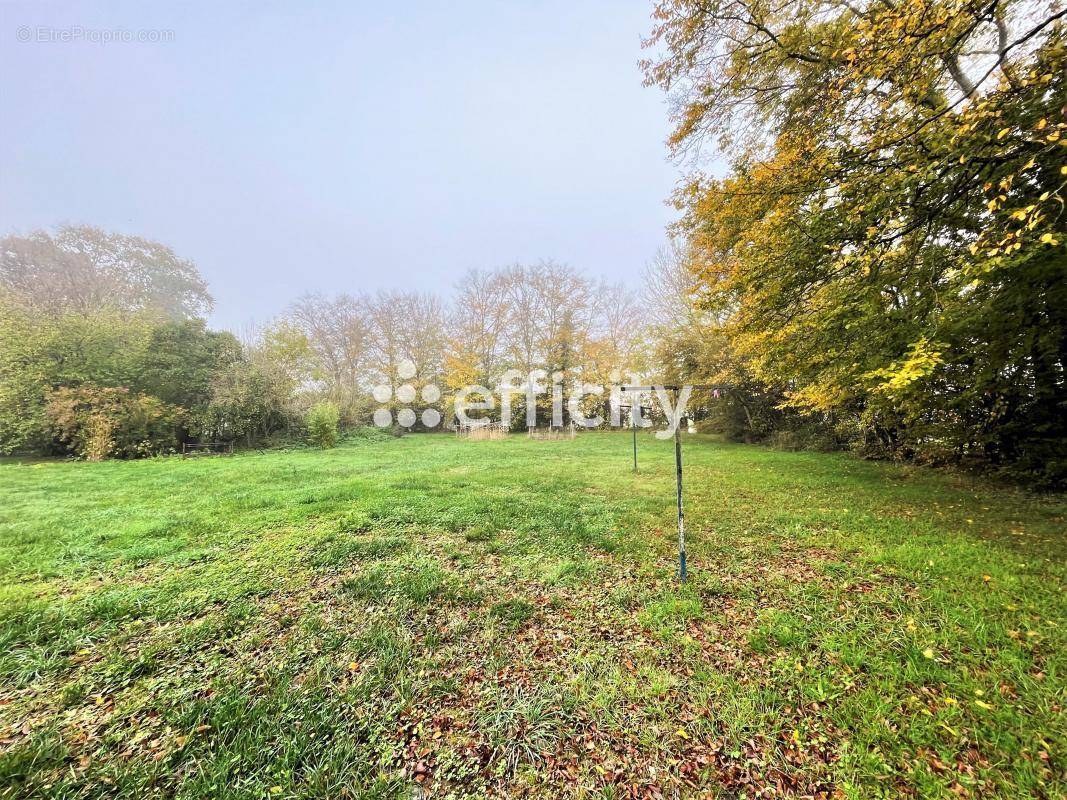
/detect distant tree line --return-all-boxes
[259,261,651,430]
[6,7,1066,489]
[0,227,653,459]
[0,226,291,459]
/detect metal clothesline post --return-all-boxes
[619,402,641,472]
[633,410,638,473]
[620,384,728,583]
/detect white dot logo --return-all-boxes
[371,359,443,429]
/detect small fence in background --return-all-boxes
[181,442,235,457]
[455,422,509,440]
[527,424,576,441]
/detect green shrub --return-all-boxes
[44,386,183,460]
[306,402,340,449]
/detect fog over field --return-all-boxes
[1,1,1065,797]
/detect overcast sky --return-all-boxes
[0,1,688,331]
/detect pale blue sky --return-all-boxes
[0,1,687,330]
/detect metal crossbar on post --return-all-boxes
[620,384,728,582]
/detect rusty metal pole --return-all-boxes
[632,408,638,473]
[621,383,730,583]
[674,395,686,582]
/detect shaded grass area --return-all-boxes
[0,434,1063,798]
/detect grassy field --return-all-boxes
[0,432,1064,799]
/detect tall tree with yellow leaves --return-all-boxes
[645,0,1067,483]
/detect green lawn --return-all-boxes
[0,433,1064,799]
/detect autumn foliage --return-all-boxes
[44,386,184,460]
[644,0,1067,485]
